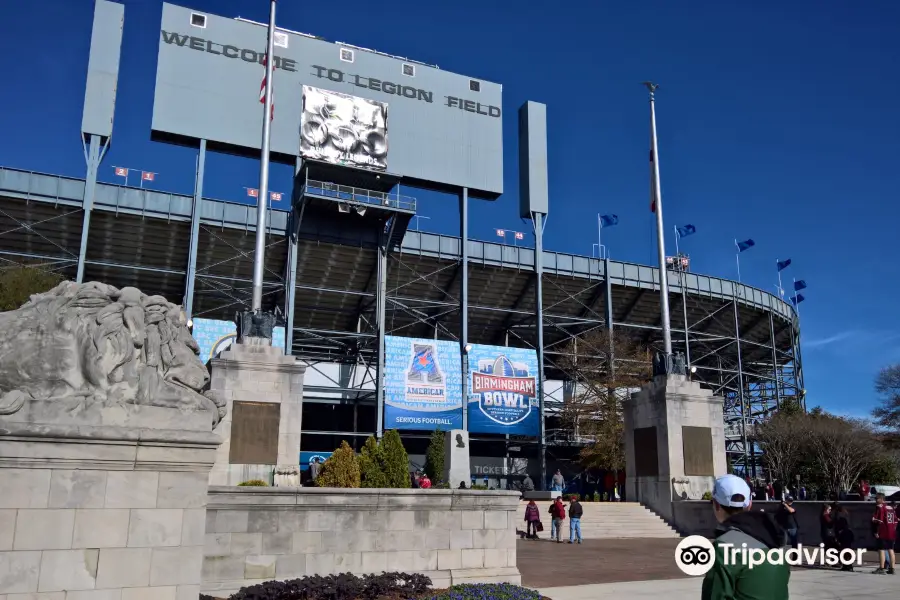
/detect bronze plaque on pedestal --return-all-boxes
[633,426,659,477]
[229,401,280,465]
[683,426,714,476]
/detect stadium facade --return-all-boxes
[0,1,803,485]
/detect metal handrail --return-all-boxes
[303,179,416,212]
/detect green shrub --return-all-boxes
[359,435,389,488]
[316,441,361,488]
[237,479,268,487]
[469,484,488,490]
[380,429,411,488]
[424,429,445,485]
[593,491,601,502]
[701,491,713,500]
[0,266,63,311]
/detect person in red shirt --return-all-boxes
[419,474,432,489]
[860,480,871,500]
[872,493,896,574]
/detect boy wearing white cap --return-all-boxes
[701,474,790,600]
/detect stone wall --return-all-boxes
[202,487,521,598]
[0,422,219,600]
[672,500,884,548]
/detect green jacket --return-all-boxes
[701,511,790,600]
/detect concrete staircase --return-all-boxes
[522,501,681,539]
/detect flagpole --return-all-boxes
[646,82,672,358]
[597,214,602,259]
[777,260,783,298]
[735,239,741,283]
[793,278,801,316]
[674,225,680,256]
[251,0,277,312]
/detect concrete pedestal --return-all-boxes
[0,416,219,599]
[623,375,726,524]
[208,343,306,487]
[444,430,471,489]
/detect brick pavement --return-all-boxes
[516,537,889,588]
[517,537,685,588]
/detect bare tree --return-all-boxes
[754,411,808,483]
[807,414,882,494]
[556,329,652,471]
[874,365,900,431]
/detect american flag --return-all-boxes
[260,53,274,120]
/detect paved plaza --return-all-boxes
[518,538,897,599]
[538,570,897,600]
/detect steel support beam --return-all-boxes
[183,139,206,320]
[283,157,302,354]
[375,224,388,438]
[76,134,103,283]
[460,188,469,431]
[534,212,546,491]
[732,295,749,475]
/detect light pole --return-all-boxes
[645,81,673,361]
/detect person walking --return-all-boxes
[776,495,799,547]
[309,457,322,484]
[701,474,790,600]
[872,492,897,574]
[820,503,836,550]
[548,496,566,543]
[568,496,583,544]
[524,499,540,539]
[551,470,565,492]
[833,503,855,572]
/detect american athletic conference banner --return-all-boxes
[300,86,388,171]
[467,344,540,436]
[384,336,463,430]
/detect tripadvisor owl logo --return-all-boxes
[674,534,865,576]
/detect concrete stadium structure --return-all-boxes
[0,164,802,476]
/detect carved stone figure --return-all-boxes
[0,281,226,426]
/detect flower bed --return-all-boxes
[199,574,547,600]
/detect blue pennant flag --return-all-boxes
[794,280,807,291]
[676,224,697,238]
[791,294,805,306]
[736,239,755,252]
[776,259,792,272]
[600,214,619,227]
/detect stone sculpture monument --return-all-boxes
[0,282,224,599]
[444,429,472,488]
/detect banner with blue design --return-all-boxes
[191,318,285,363]
[467,344,540,436]
[384,336,462,430]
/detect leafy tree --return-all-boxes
[0,266,63,311]
[859,450,900,485]
[359,435,388,488]
[556,330,651,472]
[380,429,411,488]
[874,365,900,431]
[316,441,361,488]
[424,429,446,485]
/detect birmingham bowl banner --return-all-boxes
[467,344,540,436]
[300,85,389,171]
[191,318,285,363]
[384,336,462,430]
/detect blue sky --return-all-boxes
[1,0,899,417]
